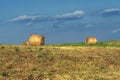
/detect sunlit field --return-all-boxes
[0,41,120,80]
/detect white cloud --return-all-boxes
[9,10,84,25]
[9,15,49,23]
[103,8,120,13]
[56,10,84,20]
[9,15,36,22]
[112,28,120,33]
[102,8,120,16]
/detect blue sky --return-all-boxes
[0,0,120,44]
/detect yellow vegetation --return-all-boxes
[23,34,45,46]
[85,37,97,44]
[22,41,29,45]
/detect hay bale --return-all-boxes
[85,37,97,44]
[29,34,45,46]
[22,41,29,45]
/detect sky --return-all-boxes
[0,0,120,44]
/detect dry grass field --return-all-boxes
[0,41,120,80]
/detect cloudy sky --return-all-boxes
[0,0,120,44]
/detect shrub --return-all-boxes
[15,48,19,52]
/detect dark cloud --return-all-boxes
[52,21,65,28]
[9,10,84,25]
[102,8,120,16]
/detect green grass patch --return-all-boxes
[47,40,120,47]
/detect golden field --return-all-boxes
[0,41,120,80]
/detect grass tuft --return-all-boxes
[15,47,20,52]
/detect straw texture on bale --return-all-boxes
[85,37,97,44]
[29,34,45,46]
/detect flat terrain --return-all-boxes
[0,41,120,80]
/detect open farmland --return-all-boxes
[0,41,120,80]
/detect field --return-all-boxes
[0,41,120,80]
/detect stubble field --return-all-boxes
[0,41,120,80]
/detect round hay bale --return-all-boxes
[85,37,97,44]
[29,34,45,46]
[22,41,29,45]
